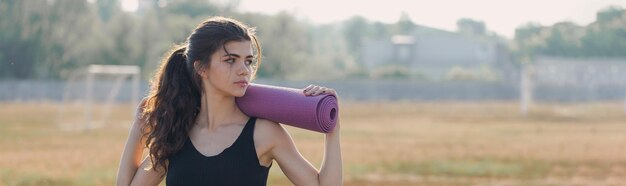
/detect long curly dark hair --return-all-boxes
[141,17,261,173]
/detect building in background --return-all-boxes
[362,24,511,81]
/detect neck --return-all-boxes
[196,87,245,131]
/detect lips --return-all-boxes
[234,80,248,87]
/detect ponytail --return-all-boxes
[142,45,201,173]
[140,16,261,175]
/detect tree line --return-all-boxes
[513,6,626,61]
[1,0,624,80]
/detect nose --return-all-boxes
[237,61,250,76]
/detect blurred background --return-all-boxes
[1,0,626,185]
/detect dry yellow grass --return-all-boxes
[1,101,625,186]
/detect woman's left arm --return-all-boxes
[268,85,343,186]
[318,118,342,186]
[305,85,343,186]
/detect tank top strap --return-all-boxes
[229,117,258,158]
[241,117,257,140]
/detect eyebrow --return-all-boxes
[222,53,254,58]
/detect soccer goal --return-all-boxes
[57,64,141,131]
[520,56,626,116]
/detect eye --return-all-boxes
[225,58,235,63]
[245,60,253,65]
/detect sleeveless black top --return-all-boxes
[166,117,272,186]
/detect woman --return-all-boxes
[115,17,342,186]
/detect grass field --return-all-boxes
[1,101,625,186]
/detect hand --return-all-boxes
[303,85,340,133]
[302,84,337,97]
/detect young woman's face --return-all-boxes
[202,40,255,97]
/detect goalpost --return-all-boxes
[57,64,141,131]
[521,57,626,116]
[519,64,533,116]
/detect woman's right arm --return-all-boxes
[116,100,164,186]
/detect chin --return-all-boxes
[233,89,247,97]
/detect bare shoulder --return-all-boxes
[133,97,150,126]
[135,97,149,117]
[253,118,291,145]
[254,118,288,137]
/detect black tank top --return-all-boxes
[166,117,271,186]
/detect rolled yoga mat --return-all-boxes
[235,83,338,133]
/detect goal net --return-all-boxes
[57,64,141,130]
[520,56,626,116]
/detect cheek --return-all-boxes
[208,65,232,82]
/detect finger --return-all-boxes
[312,87,327,96]
[303,84,314,94]
[320,88,337,97]
[321,88,335,95]
[303,84,314,91]
[307,86,321,96]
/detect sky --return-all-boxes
[236,0,626,38]
[118,0,626,38]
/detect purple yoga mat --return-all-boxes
[235,83,338,133]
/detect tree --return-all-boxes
[342,16,370,61]
[513,23,545,62]
[0,0,44,79]
[513,6,626,60]
[96,0,118,22]
[395,12,415,34]
[541,22,584,57]
[244,12,309,79]
[457,18,486,36]
[596,6,625,23]
[0,0,102,79]
[163,0,220,18]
